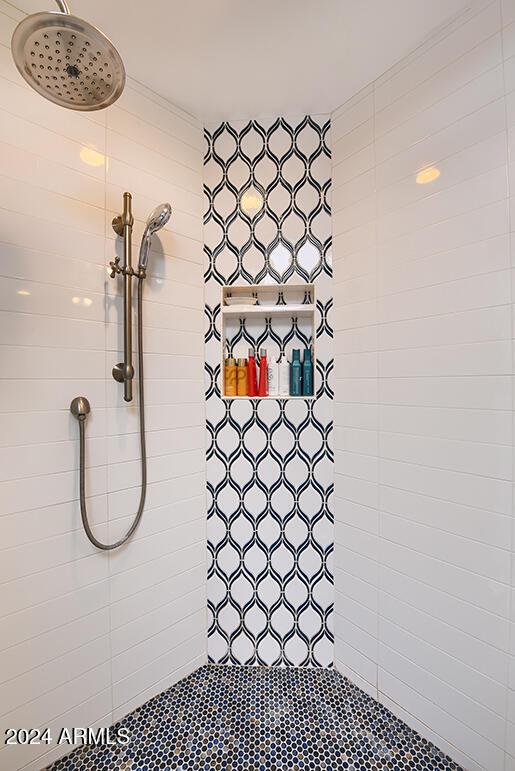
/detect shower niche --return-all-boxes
[221,283,316,400]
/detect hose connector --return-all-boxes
[70,396,91,420]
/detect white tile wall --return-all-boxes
[332,1,515,769]
[0,2,206,768]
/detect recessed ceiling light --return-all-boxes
[17,289,30,296]
[416,166,440,185]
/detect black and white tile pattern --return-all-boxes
[46,665,463,770]
[204,117,333,666]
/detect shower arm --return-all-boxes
[54,1,71,13]
[111,192,135,402]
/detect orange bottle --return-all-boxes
[237,358,248,396]
[224,358,237,396]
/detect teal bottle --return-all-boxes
[290,349,302,396]
[302,348,313,396]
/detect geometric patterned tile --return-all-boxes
[204,116,334,666]
[46,665,463,770]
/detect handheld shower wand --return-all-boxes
[138,203,172,272]
[70,194,171,551]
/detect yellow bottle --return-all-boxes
[237,358,248,396]
[225,357,237,396]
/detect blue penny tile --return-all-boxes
[46,665,463,771]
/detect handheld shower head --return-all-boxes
[138,203,172,272]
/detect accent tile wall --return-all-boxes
[332,1,515,769]
[0,3,206,768]
[204,117,334,666]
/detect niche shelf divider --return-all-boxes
[221,283,316,401]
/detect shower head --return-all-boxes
[11,1,125,111]
[138,203,172,272]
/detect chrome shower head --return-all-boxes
[138,203,172,272]
[11,1,125,111]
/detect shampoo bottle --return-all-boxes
[248,348,258,396]
[268,356,279,396]
[258,349,268,396]
[302,348,313,396]
[290,349,302,396]
[279,356,290,396]
[225,357,237,397]
[237,358,248,396]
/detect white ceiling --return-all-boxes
[15,0,472,122]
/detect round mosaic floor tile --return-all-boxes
[45,666,462,771]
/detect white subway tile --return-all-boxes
[503,0,515,28]
[332,144,375,187]
[379,457,511,514]
[107,106,201,170]
[378,691,483,771]
[0,634,111,720]
[376,32,503,139]
[112,616,204,702]
[111,651,205,725]
[377,132,507,219]
[332,92,374,143]
[332,498,378,535]
[378,340,512,377]
[379,430,512,480]
[380,566,509,650]
[114,83,202,151]
[378,642,506,746]
[0,59,205,754]
[377,166,507,244]
[380,536,510,617]
[374,3,502,112]
[378,669,505,771]
[333,120,374,164]
[381,510,511,583]
[333,636,377,686]
[0,663,112,756]
[375,66,505,164]
[0,66,106,148]
[379,305,511,351]
[333,543,378,586]
[378,375,512,410]
[0,174,105,235]
[376,97,507,190]
[380,594,509,695]
[379,482,512,547]
[334,656,377,698]
[377,199,509,267]
[106,130,201,197]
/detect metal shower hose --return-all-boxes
[77,277,147,550]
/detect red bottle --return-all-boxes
[258,348,268,397]
[248,348,258,396]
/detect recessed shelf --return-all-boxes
[222,395,316,401]
[221,282,317,400]
[221,304,315,318]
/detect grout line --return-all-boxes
[499,3,515,764]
